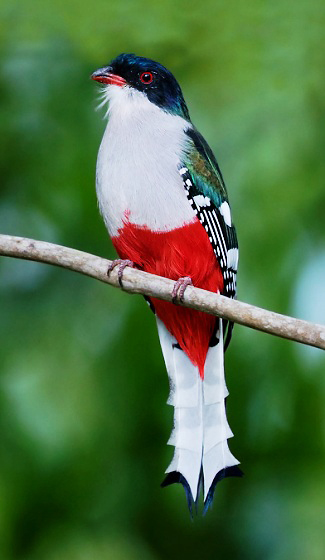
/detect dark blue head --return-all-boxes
[91,53,190,121]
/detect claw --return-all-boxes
[172,276,193,304]
[107,259,134,287]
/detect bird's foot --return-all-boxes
[172,276,193,304]
[107,259,134,287]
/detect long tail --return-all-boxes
[156,317,242,512]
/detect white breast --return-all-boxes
[96,86,196,237]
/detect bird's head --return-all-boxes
[91,53,190,121]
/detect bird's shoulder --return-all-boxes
[183,127,228,205]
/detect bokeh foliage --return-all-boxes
[0,1,325,558]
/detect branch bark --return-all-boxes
[0,234,324,350]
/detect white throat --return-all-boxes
[96,86,196,236]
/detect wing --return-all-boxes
[180,127,239,349]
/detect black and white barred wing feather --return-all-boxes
[179,165,238,299]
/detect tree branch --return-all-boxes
[0,234,324,350]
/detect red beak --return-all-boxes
[91,66,126,86]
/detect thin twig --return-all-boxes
[0,234,324,350]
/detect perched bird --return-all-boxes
[91,53,241,512]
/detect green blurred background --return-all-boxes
[1,0,325,558]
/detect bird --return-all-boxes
[91,53,241,513]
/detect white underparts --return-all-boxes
[156,317,239,501]
[96,85,196,237]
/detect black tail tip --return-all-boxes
[203,465,244,514]
[161,471,195,516]
[161,466,243,516]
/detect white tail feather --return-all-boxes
[202,324,239,499]
[156,317,239,503]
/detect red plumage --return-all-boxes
[112,216,224,378]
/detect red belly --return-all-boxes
[112,218,223,378]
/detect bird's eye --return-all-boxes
[139,72,154,84]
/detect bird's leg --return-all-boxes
[172,276,193,304]
[107,259,134,287]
